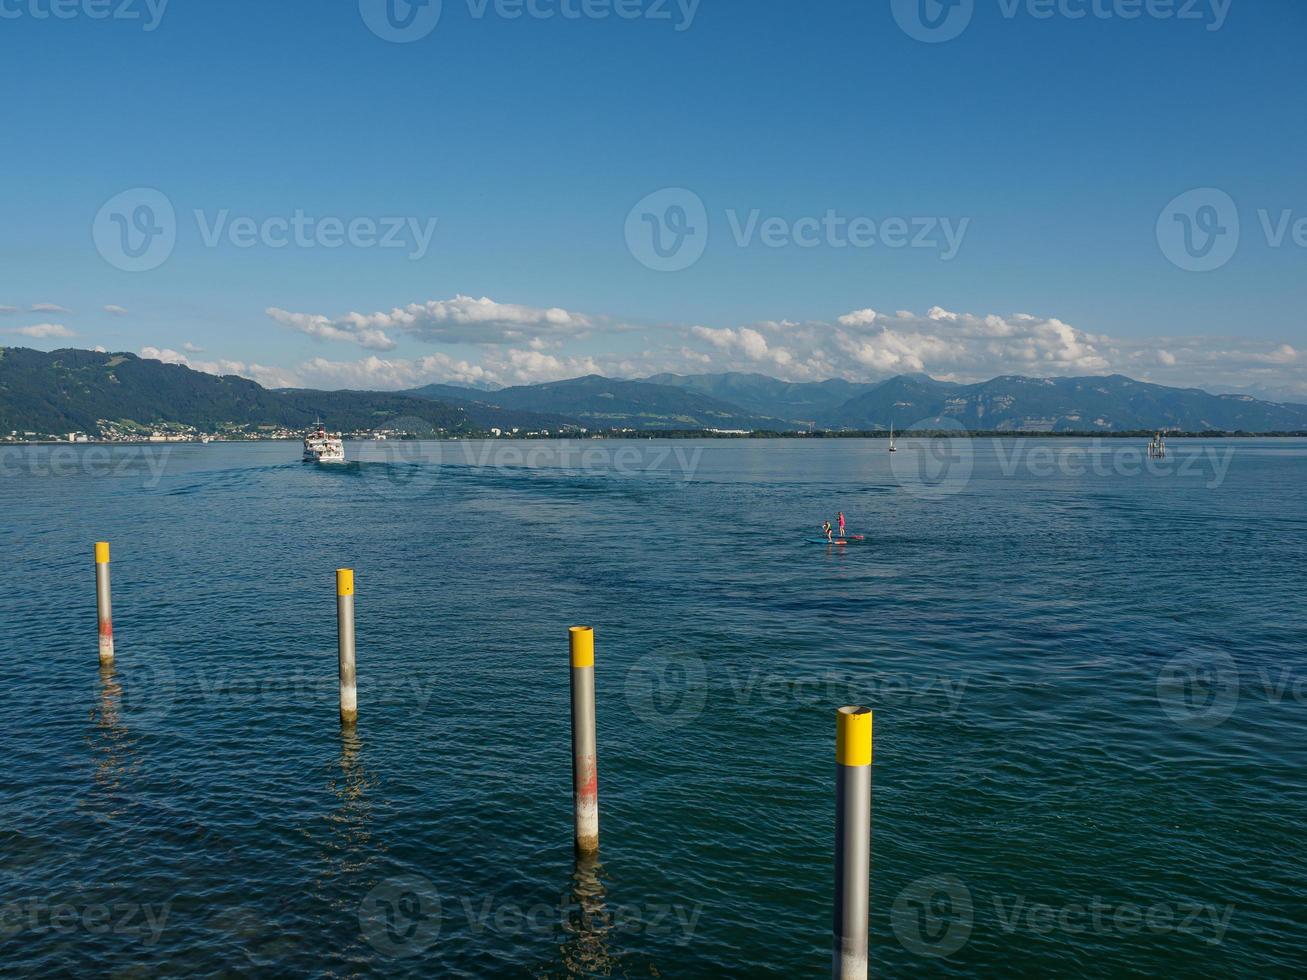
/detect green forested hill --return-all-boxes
[0,347,473,434]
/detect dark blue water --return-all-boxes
[2,437,1304,976]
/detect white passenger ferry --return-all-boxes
[303,420,345,463]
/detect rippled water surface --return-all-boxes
[3,437,1305,976]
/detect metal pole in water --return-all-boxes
[337,569,357,726]
[570,626,599,855]
[95,542,114,665]
[833,706,873,980]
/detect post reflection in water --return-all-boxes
[87,663,135,821]
[322,727,375,889]
[557,854,616,977]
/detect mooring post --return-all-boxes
[95,542,114,665]
[833,706,873,980]
[570,626,599,855]
[337,569,357,726]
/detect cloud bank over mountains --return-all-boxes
[266,295,596,352]
[106,292,1302,399]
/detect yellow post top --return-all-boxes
[836,706,873,767]
[336,568,355,596]
[569,626,594,668]
[95,542,110,564]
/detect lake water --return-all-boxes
[3,437,1304,976]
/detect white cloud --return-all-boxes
[31,303,70,314]
[103,305,129,316]
[11,323,75,339]
[690,325,791,367]
[150,294,1307,399]
[138,346,297,389]
[292,349,615,390]
[0,305,17,315]
[656,306,1307,396]
[266,308,398,352]
[268,294,595,351]
[183,341,205,353]
[296,354,486,391]
[837,308,878,328]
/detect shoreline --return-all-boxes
[4,430,1306,447]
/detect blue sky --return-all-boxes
[2,0,1304,395]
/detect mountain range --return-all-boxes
[412,371,1307,432]
[4,346,1306,436]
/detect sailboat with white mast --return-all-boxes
[888,422,897,452]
